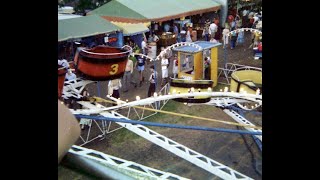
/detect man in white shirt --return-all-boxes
[122,58,135,92]
[161,54,169,86]
[209,22,218,40]
[141,37,148,55]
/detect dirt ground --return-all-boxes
[58,31,262,180]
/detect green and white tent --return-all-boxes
[58,14,121,42]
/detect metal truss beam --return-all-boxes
[62,78,95,99]
[223,109,262,142]
[69,145,190,180]
[76,101,252,180]
[101,110,252,179]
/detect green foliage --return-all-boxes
[60,0,112,13]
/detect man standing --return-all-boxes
[136,55,145,87]
[203,20,210,41]
[209,20,218,41]
[141,37,148,56]
[148,65,158,97]
[122,57,135,92]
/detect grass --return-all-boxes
[109,99,219,145]
[107,83,234,145]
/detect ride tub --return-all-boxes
[58,65,67,98]
[169,78,213,103]
[75,45,132,81]
[230,69,262,94]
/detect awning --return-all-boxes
[89,0,221,23]
[58,14,121,42]
[111,22,149,36]
[58,13,82,20]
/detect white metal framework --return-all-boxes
[132,42,202,62]
[75,102,253,180]
[62,78,95,99]
[217,63,262,85]
[223,109,262,142]
[69,145,190,180]
[227,28,262,37]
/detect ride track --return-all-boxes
[61,42,262,180]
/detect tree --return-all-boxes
[59,0,112,14]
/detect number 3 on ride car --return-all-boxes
[109,64,118,75]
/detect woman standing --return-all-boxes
[186,25,193,43]
[161,54,169,86]
[172,54,179,78]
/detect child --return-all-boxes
[237,30,244,46]
[230,30,237,49]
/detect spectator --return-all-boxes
[172,54,179,78]
[202,20,210,41]
[222,24,230,48]
[209,20,218,40]
[204,57,210,80]
[230,30,238,50]
[173,24,179,37]
[180,27,187,42]
[136,55,146,87]
[108,79,122,101]
[122,57,136,92]
[164,23,170,32]
[237,29,245,46]
[186,25,193,42]
[154,23,159,34]
[141,37,148,55]
[148,65,158,97]
[161,54,169,86]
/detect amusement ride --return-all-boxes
[58,29,262,179]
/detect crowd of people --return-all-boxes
[218,7,262,51]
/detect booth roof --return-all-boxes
[173,41,222,53]
[89,0,221,23]
[58,13,82,20]
[58,14,121,42]
[111,22,149,36]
